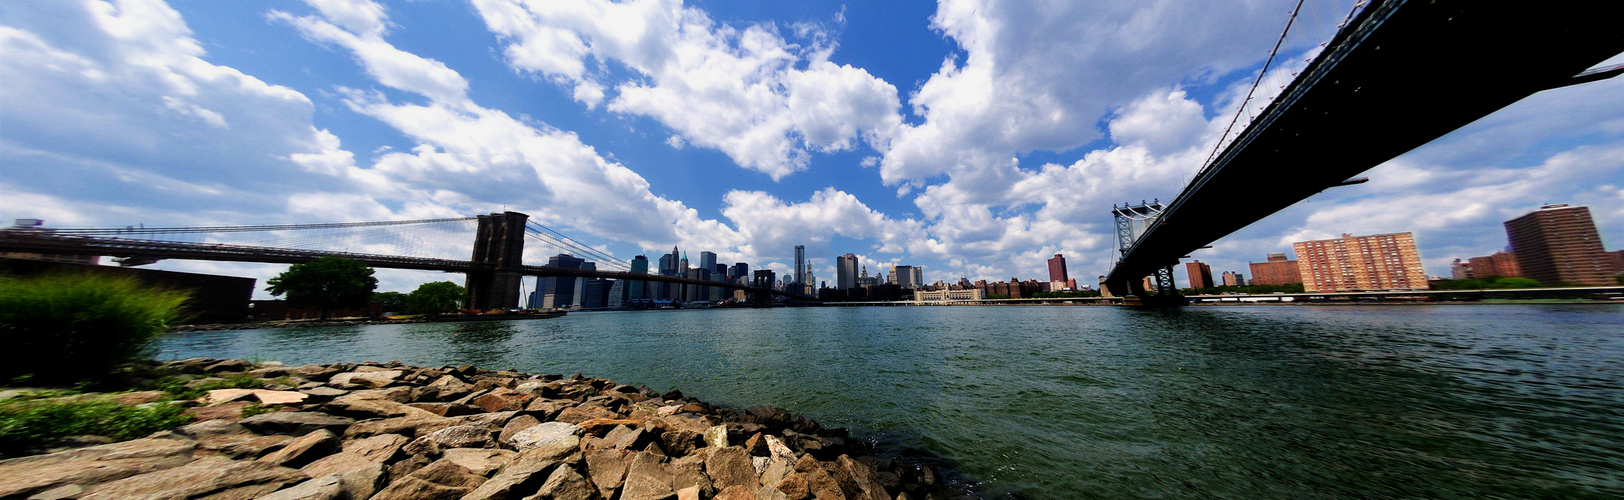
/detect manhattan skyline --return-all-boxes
[2,0,1621,297]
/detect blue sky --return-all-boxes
[3,0,1622,296]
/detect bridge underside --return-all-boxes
[1107,0,1624,296]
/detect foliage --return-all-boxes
[373,291,408,312]
[0,397,190,456]
[156,374,264,401]
[0,273,191,385]
[1430,276,1544,290]
[406,281,466,315]
[239,403,273,418]
[266,257,378,320]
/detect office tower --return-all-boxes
[1249,252,1303,286]
[699,251,717,275]
[607,280,627,308]
[1468,251,1521,278]
[582,278,612,309]
[886,266,897,285]
[837,253,859,291]
[539,254,586,308]
[893,265,917,289]
[1047,254,1069,283]
[793,245,806,287]
[1293,232,1428,292]
[912,266,923,289]
[1221,271,1245,287]
[715,264,727,277]
[629,255,649,300]
[679,252,689,274]
[1185,260,1214,289]
[731,262,748,280]
[1504,204,1612,286]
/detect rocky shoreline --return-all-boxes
[0,358,974,500]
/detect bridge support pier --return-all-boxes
[465,212,528,311]
[1121,264,1187,307]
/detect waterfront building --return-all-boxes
[539,253,586,308]
[857,266,879,287]
[1450,259,1474,280]
[1221,271,1245,287]
[916,288,985,301]
[894,265,918,289]
[1293,232,1428,292]
[912,267,924,289]
[837,253,859,291]
[1467,251,1521,278]
[885,266,897,285]
[629,255,649,300]
[582,278,612,309]
[1249,252,1303,286]
[1185,260,1214,289]
[793,245,806,289]
[1611,250,1624,277]
[1047,254,1069,283]
[1504,204,1612,286]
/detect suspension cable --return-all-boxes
[35,216,481,236]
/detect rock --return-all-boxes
[177,419,250,439]
[108,390,169,406]
[554,403,618,424]
[745,406,790,427]
[774,473,813,500]
[418,424,493,451]
[791,455,845,500]
[658,413,713,434]
[342,415,455,440]
[533,465,597,500]
[667,454,713,498]
[299,433,408,478]
[509,422,582,451]
[524,399,571,419]
[659,428,700,457]
[756,484,791,500]
[239,412,355,436]
[204,359,253,373]
[0,438,197,499]
[743,433,769,457]
[405,402,483,417]
[584,449,632,500]
[713,485,756,500]
[677,485,701,500]
[257,429,338,468]
[258,473,344,500]
[702,425,729,449]
[328,370,402,389]
[499,414,543,443]
[829,455,890,500]
[288,364,341,382]
[78,456,305,500]
[443,448,517,476]
[320,398,436,420]
[197,432,295,460]
[371,458,486,500]
[460,453,559,500]
[27,483,84,500]
[298,387,348,399]
[620,451,674,500]
[335,386,414,403]
[473,387,535,412]
[705,446,759,492]
[453,410,518,430]
[186,401,253,422]
[252,390,311,405]
[387,454,433,481]
[605,425,653,451]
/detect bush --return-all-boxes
[0,397,190,456]
[0,273,191,385]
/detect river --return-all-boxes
[156,304,1624,498]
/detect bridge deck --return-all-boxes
[1107,0,1624,294]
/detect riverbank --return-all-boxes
[0,358,972,499]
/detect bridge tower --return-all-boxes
[465,211,528,310]
[749,270,775,308]
[1110,201,1186,306]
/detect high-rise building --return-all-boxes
[793,245,806,288]
[1221,271,1245,287]
[1293,232,1428,292]
[1249,252,1302,286]
[679,252,689,274]
[837,253,859,291]
[1047,254,1069,283]
[582,278,612,309]
[629,255,649,300]
[1450,259,1474,280]
[1185,260,1214,289]
[1467,251,1521,278]
[699,251,717,275]
[912,267,923,289]
[886,266,897,285]
[893,265,919,289]
[539,254,586,308]
[1504,204,1612,286]
[731,263,748,280]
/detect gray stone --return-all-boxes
[620,451,674,500]
[257,429,338,468]
[424,424,494,449]
[460,453,558,500]
[79,456,305,500]
[371,459,486,500]
[258,474,343,500]
[531,465,597,500]
[510,421,581,451]
[197,432,295,460]
[299,433,407,478]
[239,412,355,436]
[328,370,402,389]
[499,414,543,443]
[702,425,729,449]
[177,419,250,439]
[319,398,434,420]
[0,438,197,499]
[442,447,517,476]
[706,446,760,492]
[584,448,631,500]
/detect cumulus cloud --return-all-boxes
[469,0,902,180]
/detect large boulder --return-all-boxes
[257,429,339,468]
[299,433,408,478]
[78,456,305,500]
[328,370,402,389]
[619,451,675,500]
[239,412,355,436]
[509,422,582,452]
[0,438,197,499]
[371,458,487,500]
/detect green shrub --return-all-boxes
[0,273,191,385]
[0,398,190,456]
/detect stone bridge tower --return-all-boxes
[465,212,528,310]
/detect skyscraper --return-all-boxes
[629,255,649,300]
[1047,254,1069,283]
[911,266,923,289]
[1293,232,1428,292]
[793,245,805,288]
[699,251,717,275]
[1468,251,1521,278]
[894,265,917,289]
[730,262,748,281]
[1185,260,1214,289]
[539,254,586,308]
[1504,204,1613,286]
[837,253,859,291]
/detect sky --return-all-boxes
[3,0,1622,297]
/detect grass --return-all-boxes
[0,273,191,384]
[155,374,266,401]
[0,397,190,456]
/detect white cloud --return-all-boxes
[470,0,902,180]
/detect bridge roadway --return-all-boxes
[0,231,814,300]
[1106,0,1624,297]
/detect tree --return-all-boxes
[0,273,190,384]
[266,257,377,320]
[373,291,408,312]
[406,281,466,316]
